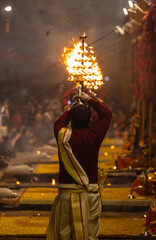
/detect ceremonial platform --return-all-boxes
[0,138,155,239]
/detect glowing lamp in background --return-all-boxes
[107,183,111,186]
[62,34,103,90]
[16,181,20,185]
[37,151,40,155]
[5,6,12,12]
[104,152,108,156]
[110,145,115,150]
[128,0,134,8]
[52,179,55,185]
[104,76,109,81]
[123,8,128,15]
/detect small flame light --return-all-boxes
[52,179,55,185]
[110,145,115,150]
[144,214,147,218]
[107,183,111,186]
[16,181,20,185]
[37,151,40,155]
[149,176,152,180]
[113,166,117,170]
[37,213,40,216]
[104,152,108,156]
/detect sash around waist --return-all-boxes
[59,183,99,193]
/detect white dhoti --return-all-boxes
[46,184,101,240]
[46,126,102,240]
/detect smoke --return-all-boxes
[0,0,126,88]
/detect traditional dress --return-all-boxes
[46,98,112,240]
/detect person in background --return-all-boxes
[46,90,112,240]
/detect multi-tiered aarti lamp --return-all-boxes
[62,33,104,91]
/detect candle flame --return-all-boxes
[52,179,55,185]
[37,151,40,155]
[16,181,20,185]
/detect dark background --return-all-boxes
[0,0,132,105]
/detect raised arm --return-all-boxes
[54,110,71,140]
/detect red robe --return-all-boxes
[54,98,112,184]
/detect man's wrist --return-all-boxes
[86,96,91,102]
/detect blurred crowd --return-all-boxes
[0,95,62,159]
[0,85,155,164]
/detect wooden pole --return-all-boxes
[148,102,153,155]
[141,100,145,144]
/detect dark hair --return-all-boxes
[70,102,91,129]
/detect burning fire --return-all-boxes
[52,179,55,185]
[62,35,103,89]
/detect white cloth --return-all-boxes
[46,185,101,240]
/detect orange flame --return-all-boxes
[62,38,103,89]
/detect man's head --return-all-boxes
[70,102,91,129]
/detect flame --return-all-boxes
[16,181,20,185]
[62,38,103,89]
[37,151,40,155]
[52,179,55,185]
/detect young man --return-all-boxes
[46,91,112,240]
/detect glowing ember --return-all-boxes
[62,35,103,89]
[37,151,40,155]
[52,179,55,185]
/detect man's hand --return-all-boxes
[73,92,90,102]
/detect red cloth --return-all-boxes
[118,156,138,169]
[54,98,112,184]
[131,177,156,195]
[145,206,156,233]
[132,1,156,102]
